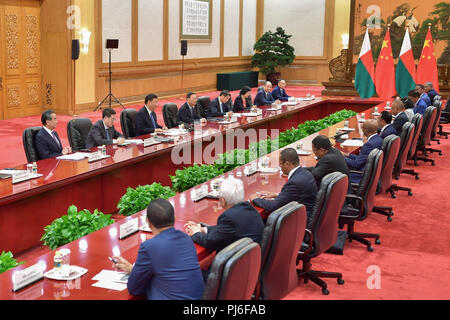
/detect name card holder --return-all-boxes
[88,151,110,163]
[192,188,208,202]
[143,138,159,148]
[12,263,44,292]
[119,218,139,240]
[12,171,43,184]
[244,167,258,177]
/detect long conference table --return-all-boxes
[0,97,389,299]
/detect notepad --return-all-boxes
[56,152,90,161]
[341,139,364,147]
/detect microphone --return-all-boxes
[179,121,194,131]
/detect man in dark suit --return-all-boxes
[113,199,204,300]
[135,94,167,136]
[35,110,72,160]
[305,135,350,187]
[85,108,125,148]
[377,111,398,138]
[249,148,317,221]
[416,84,431,106]
[271,80,291,101]
[253,81,281,107]
[391,99,409,135]
[424,82,439,102]
[177,92,206,125]
[185,177,264,253]
[342,120,382,184]
[409,90,428,115]
[207,90,232,117]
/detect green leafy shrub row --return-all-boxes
[0,251,24,274]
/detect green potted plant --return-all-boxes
[0,251,24,274]
[251,27,295,85]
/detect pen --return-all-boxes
[109,257,118,264]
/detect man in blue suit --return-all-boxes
[177,92,206,125]
[409,90,428,115]
[113,199,205,300]
[249,148,317,223]
[135,94,167,136]
[253,81,281,107]
[185,177,264,253]
[424,82,439,103]
[35,110,72,160]
[391,99,409,134]
[416,84,431,106]
[271,80,291,101]
[207,90,232,118]
[342,120,382,184]
[377,111,398,138]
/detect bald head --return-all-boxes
[362,119,378,137]
[391,100,404,115]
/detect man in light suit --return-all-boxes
[253,81,281,107]
[249,148,317,222]
[113,199,205,300]
[35,110,72,160]
[185,177,264,253]
[305,135,350,187]
[271,80,291,101]
[391,99,409,134]
[135,94,167,136]
[207,90,232,118]
[85,108,125,148]
[342,120,382,184]
[409,90,428,115]
[377,111,398,138]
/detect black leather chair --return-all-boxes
[162,103,178,129]
[414,106,438,165]
[371,135,400,221]
[339,149,383,252]
[438,96,449,138]
[202,238,261,300]
[22,126,42,163]
[67,118,93,151]
[197,96,211,119]
[256,201,306,300]
[407,113,423,168]
[431,100,442,144]
[120,109,138,138]
[297,172,349,295]
[394,122,416,185]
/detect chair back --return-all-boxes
[67,118,93,151]
[433,95,441,103]
[356,149,384,219]
[259,202,306,300]
[420,106,437,147]
[120,109,138,138]
[431,101,442,140]
[197,96,211,118]
[377,135,400,194]
[203,238,261,300]
[162,103,178,129]
[309,172,349,256]
[22,126,42,162]
[395,122,414,173]
[407,114,423,159]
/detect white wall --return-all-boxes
[138,0,164,61]
[223,0,240,57]
[241,0,257,56]
[264,0,326,57]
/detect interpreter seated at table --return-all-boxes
[378,111,398,139]
[35,110,72,160]
[113,199,205,300]
[177,92,206,125]
[400,97,415,122]
[233,86,253,112]
[391,99,410,132]
[341,120,382,184]
[271,79,291,102]
[185,177,264,253]
[254,81,281,107]
[135,93,167,136]
[424,81,439,103]
[207,90,233,118]
[85,108,125,148]
[305,135,349,187]
[249,148,317,222]
[416,84,431,106]
[409,90,428,115]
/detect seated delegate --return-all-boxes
[177,92,205,125]
[254,81,281,107]
[271,80,291,101]
[135,93,167,136]
[233,86,253,112]
[35,110,72,160]
[85,108,125,148]
[113,199,205,300]
[207,90,232,118]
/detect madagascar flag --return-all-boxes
[395,28,416,98]
[417,27,439,92]
[375,28,395,99]
[355,29,376,98]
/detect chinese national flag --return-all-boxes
[375,29,396,99]
[417,28,439,92]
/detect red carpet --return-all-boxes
[0,86,323,169]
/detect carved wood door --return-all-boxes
[0,0,41,120]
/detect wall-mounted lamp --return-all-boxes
[79,28,91,54]
[341,33,349,50]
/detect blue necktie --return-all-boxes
[150,112,157,129]
[106,128,110,140]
